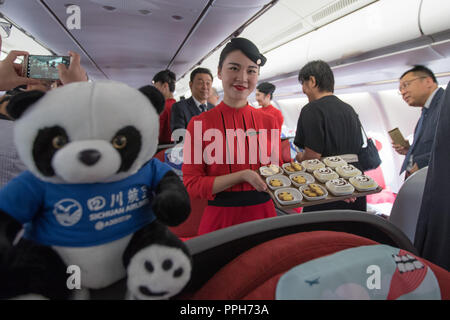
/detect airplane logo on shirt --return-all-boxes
[53,199,83,226]
[305,277,320,286]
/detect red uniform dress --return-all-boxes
[182,102,282,235]
[259,104,284,129]
[158,98,176,144]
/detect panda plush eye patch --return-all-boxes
[33,125,69,176]
[113,126,142,173]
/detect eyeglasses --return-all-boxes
[398,76,427,92]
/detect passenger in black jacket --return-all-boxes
[415,80,450,271]
[170,68,215,141]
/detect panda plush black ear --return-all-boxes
[139,85,165,115]
[6,90,46,120]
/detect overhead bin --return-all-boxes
[307,0,422,63]
[170,0,271,78]
[419,0,450,36]
[260,33,312,81]
[257,0,450,90]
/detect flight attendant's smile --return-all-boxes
[218,50,259,108]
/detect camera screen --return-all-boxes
[27,55,70,80]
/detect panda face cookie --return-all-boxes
[274,188,303,205]
[278,191,293,201]
[325,178,355,196]
[266,175,291,190]
[282,162,305,174]
[335,164,362,179]
[313,167,339,183]
[323,156,347,168]
[301,159,325,173]
[289,172,315,187]
[300,183,328,200]
[349,175,378,191]
[270,179,282,187]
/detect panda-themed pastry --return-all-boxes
[335,164,362,179]
[266,175,291,190]
[292,175,306,184]
[270,179,282,187]
[282,161,305,174]
[301,183,328,200]
[260,164,281,176]
[278,191,293,201]
[349,175,379,191]
[0,81,192,300]
[313,167,339,183]
[325,178,355,196]
[323,156,347,168]
[301,159,325,173]
[274,188,303,204]
[289,172,315,187]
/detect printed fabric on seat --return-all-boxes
[276,244,441,300]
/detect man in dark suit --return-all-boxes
[170,67,215,141]
[393,65,444,179]
[415,80,449,271]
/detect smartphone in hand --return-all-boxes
[388,127,410,148]
[23,55,70,80]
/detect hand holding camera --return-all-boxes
[0,49,42,91]
[23,50,87,85]
[57,51,88,84]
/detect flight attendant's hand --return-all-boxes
[392,142,408,155]
[243,169,268,192]
[343,197,357,203]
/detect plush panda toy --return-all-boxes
[0,81,192,300]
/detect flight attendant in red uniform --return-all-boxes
[256,82,284,129]
[182,38,282,235]
[153,69,177,144]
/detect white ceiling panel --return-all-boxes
[240,1,313,53]
[170,1,269,79]
[45,0,209,87]
[0,0,274,88]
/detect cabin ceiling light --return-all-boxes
[171,15,183,21]
[102,5,117,11]
[90,0,158,15]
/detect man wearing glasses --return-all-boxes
[394,65,444,179]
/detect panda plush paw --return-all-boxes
[152,191,190,226]
[152,171,191,226]
[126,244,191,300]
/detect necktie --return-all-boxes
[400,107,427,173]
[199,104,207,113]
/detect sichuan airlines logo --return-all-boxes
[53,199,83,226]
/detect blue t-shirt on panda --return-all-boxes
[0,158,171,247]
